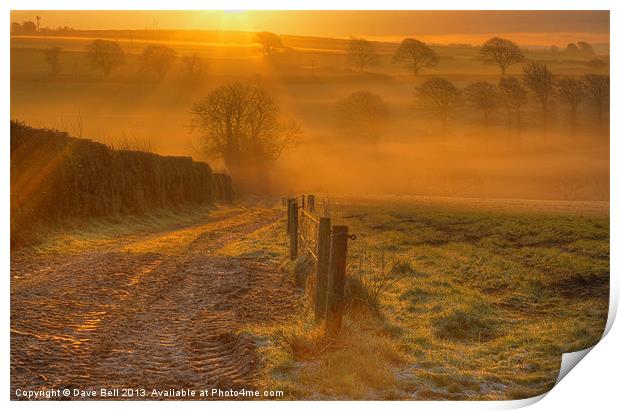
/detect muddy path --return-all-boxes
[10,206,297,399]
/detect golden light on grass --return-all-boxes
[9,10,609,401]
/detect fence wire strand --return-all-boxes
[298,206,319,262]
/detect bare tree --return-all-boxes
[393,38,439,76]
[480,37,524,76]
[334,91,388,143]
[464,81,500,125]
[415,77,460,131]
[523,62,554,128]
[254,32,283,56]
[180,53,205,84]
[139,45,176,80]
[498,77,528,128]
[346,37,380,72]
[190,83,300,175]
[555,76,587,131]
[582,74,610,122]
[44,47,62,77]
[86,39,125,78]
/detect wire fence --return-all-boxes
[283,194,408,335]
[299,207,320,261]
[284,194,353,334]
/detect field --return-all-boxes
[10,195,608,399]
[247,195,610,399]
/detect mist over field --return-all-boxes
[10,22,610,201]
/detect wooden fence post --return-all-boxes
[286,198,293,234]
[308,195,315,212]
[301,195,305,209]
[289,200,298,260]
[325,225,349,334]
[314,217,331,323]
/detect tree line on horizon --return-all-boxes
[333,65,609,138]
[338,36,609,136]
[38,39,205,83]
[22,25,607,82]
[345,36,606,75]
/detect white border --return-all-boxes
[3,2,617,410]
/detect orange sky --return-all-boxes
[10,10,610,46]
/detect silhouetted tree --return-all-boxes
[139,45,176,80]
[254,32,283,56]
[86,39,124,78]
[577,41,596,58]
[479,37,523,75]
[464,81,500,125]
[22,21,37,33]
[523,62,554,128]
[190,83,300,175]
[582,74,610,122]
[11,21,37,34]
[566,41,596,59]
[44,47,62,77]
[346,38,380,72]
[180,53,205,84]
[393,38,439,76]
[415,77,460,131]
[555,77,587,131]
[565,43,579,55]
[10,22,22,34]
[334,91,388,142]
[23,21,37,32]
[498,77,528,128]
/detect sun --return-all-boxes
[214,10,252,32]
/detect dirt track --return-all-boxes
[10,206,296,399]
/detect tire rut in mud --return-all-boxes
[11,209,295,399]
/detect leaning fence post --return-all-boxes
[325,225,349,334]
[308,195,315,212]
[314,217,331,323]
[289,200,299,260]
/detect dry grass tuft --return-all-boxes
[433,298,501,342]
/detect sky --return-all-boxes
[10,10,610,45]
